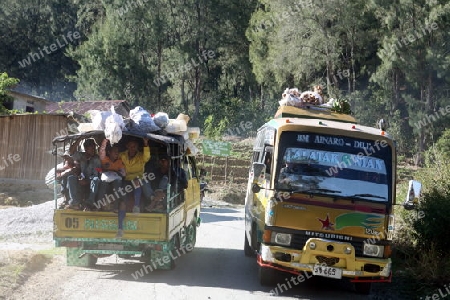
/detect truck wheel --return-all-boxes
[244,232,254,257]
[88,255,98,267]
[354,282,372,294]
[66,247,98,267]
[185,220,197,252]
[258,264,276,286]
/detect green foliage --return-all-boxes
[434,129,450,158]
[0,0,78,101]
[331,99,351,115]
[201,96,271,140]
[0,72,19,114]
[411,186,450,255]
[421,144,450,193]
[399,184,450,289]
[0,0,449,160]
[396,142,450,289]
[203,115,229,139]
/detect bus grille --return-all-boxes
[291,234,365,257]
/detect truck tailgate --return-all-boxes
[53,210,167,241]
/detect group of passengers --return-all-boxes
[56,137,187,215]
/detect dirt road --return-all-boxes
[1,200,396,300]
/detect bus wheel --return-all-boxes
[244,233,254,257]
[354,282,372,294]
[258,264,276,286]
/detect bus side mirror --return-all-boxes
[252,183,261,193]
[252,162,266,179]
[403,180,422,210]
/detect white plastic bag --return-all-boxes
[105,107,125,144]
[45,163,63,189]
[90,110,112,130]
[184,139,199,155]
[101,171,122,183]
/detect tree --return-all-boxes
[0,0,79,101]
[369,0,450,163]
[0,72,19,114]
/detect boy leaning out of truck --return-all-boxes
[97,139,126,211]
[56,151,80,209]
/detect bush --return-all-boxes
[411,186,450,255]
[393,132,450,294]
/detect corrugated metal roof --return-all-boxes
[45,100,130,115]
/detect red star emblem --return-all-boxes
[318,214,334,230]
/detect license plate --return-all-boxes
[98,243,124,250]
[312,264,342,279]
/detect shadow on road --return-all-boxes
[83,247,373,299]
[199,207,242,223]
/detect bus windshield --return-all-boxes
[276,132,392,202]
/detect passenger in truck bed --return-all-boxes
[115,137,154,238]
[119,138,154,214]
[144,154,188,212]
[98,139,126,211]
[56,150,79,209]
[65,139,101,210]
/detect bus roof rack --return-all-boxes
[274,105,357,124]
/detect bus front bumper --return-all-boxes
[258,239,392,283]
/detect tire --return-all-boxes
[244,232,254,257]
[185,220,197,252]
[169,234,181,270]
[87,255,98,267]
[354,282,372,295]
[258,264,276,286]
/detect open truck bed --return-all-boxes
[52,130,201,268]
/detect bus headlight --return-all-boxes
[363,243,384,258]
[271,232,292,246]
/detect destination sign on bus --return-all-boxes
[296,134,388,151]
[284,148,387,174]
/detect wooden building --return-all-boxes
[0,114,75,182]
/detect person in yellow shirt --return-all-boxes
[119,137,153,215]
[114,137,154,238]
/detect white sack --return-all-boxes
[101,171,122,183]
[90,110,112,130]
[104,106,124,144]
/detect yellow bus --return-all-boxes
[244,105,396,294]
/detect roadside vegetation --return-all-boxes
[392,129,450,298]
